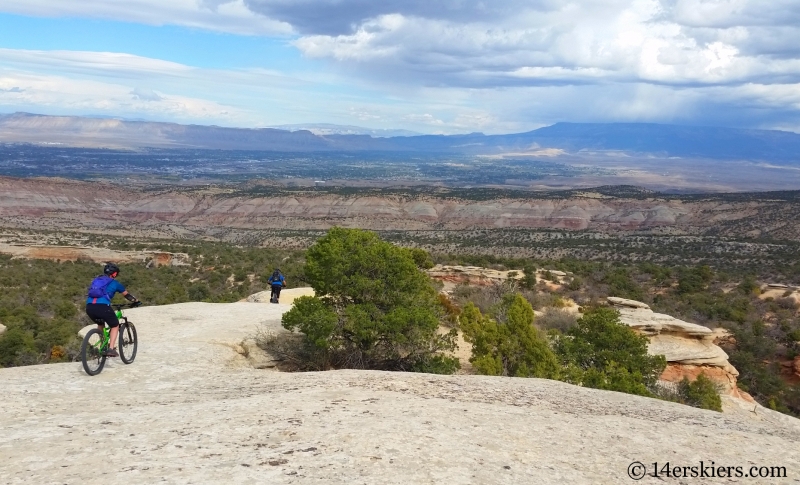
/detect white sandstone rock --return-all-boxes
[2,301,798,484]
[247,287,315,305]
[615,307,713,337]
[607,297,743,395]
[77,324,95,339]
[607,297,650,310]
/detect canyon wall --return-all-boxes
[2,177,799,239]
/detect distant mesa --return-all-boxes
[2,112,799,162]
[269,123,422,138]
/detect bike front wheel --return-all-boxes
[80,328,107,376]
[118,322,138,364]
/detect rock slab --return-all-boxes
[2,302,799,484]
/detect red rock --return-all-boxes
[658,363,755,400]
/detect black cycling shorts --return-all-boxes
[85,304,120,328]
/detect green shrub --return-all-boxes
[521,264,537,289]
[281,228,457,372]
[677,374,723,412]
[602,268,645,301]
[737,277,759,296]
[566,276,583,291]
[460,294,560,378]
[677,266,713,294]
[0,327,37,367]
[555,307,666,395]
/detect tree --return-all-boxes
[677,265,713,294]
[521,263,537,289]
[678,374,723,412]
[281,228,458,372]
[555,307,666,395]
[461,294,560,378]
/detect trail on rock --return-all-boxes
[1,302,799,484]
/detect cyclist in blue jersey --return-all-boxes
[85,263,139,357]
[268,268,286,303]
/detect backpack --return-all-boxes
[269,271,282,285]
[87,275,114,299]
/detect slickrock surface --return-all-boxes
[2,302,799,484]
[246,287,316,306]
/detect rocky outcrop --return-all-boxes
[608,297,746,398]
[0,322,6,336]
[0,242,189,266]
[427,265,525,287]
[795,356,800,379]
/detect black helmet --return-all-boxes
[104,262,120,276]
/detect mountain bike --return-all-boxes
[80,303,140,376]
[270,284,283,303]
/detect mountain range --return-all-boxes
[1,112,799,162]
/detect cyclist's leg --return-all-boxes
[86,305,105,334]
[86,304,120,350]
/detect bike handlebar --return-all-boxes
[112,302,143,310]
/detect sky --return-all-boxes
[0,0,799,134]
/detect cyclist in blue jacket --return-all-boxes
[268,268,286,303]
[85,263,139,357]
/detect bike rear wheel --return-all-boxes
[118,322,138,364]
[80,328,107,376]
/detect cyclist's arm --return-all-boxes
[121,290,139,303]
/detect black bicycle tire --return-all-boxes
[118,322,138,364]
[80,328,107,376]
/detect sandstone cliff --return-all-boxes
[1,301,798,484]
[607,297,750,401]
[2,176,800,239]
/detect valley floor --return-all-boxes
[1,302,799,484]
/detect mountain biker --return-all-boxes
[267,268,286,303]
[85,263,140,357]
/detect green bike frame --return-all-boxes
[94,326,111,353]
[93,309,123,352]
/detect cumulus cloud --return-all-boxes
[403,113,444,125]
[2,0,799,131]
[130,87,163,102]
[286,1,800,90]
